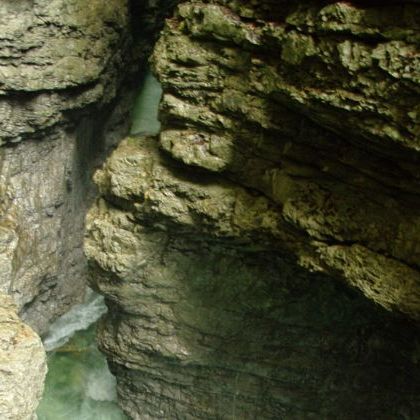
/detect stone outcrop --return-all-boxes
[151,0,420,320]
[86,134,420,419]
[0,292,46,420]
[85,0,420,418]
[0,0,140,333]
[0,1,181,418]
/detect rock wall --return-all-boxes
[0,1,146,416]
[0,293,46,420]
[85,1,420,418]
[0,0,141,333]
[0,1,183,417]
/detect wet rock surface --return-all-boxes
[0,1,145,417]
[151,0,420,320]
[85,1,420,418]
[0,1,179,418]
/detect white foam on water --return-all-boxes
[85,367,118,402]
[78,399,126,420]
[42,289,107,351]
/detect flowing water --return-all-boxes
[42,290,107,352]
[37,70,162,419]
[37,290,127,420]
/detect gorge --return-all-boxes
[0,1,419,419]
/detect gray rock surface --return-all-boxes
[151,0,420,319]
[0,0,136,333]
[0,1,142,417]
[0,1,180,418]
[0,292,46,420]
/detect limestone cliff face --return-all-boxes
[0,1,180,418]
[151,0,420,320]
[85,1,420,419]
[0,1,139,417]
[0,0,138,333]
[0,293,46,420]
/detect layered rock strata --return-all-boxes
[152,0,420,320]
[85,1,420,419]
[0,1,182,418]
[0,0,139,333]
[0,292,46,420]
[86,136,420,419]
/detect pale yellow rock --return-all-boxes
[0,293,47,420]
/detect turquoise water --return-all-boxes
[37,293,127,420]
[37,70,162,419]
[130,71,162,135]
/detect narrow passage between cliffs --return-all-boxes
[36,69,163,420]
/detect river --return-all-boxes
[37,70,162,419]
[37,291,127,420]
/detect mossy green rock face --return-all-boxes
[86,137,420,419]
[151,0,420,320]
[85,0,420,418]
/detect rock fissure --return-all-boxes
[0,0,420,418]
